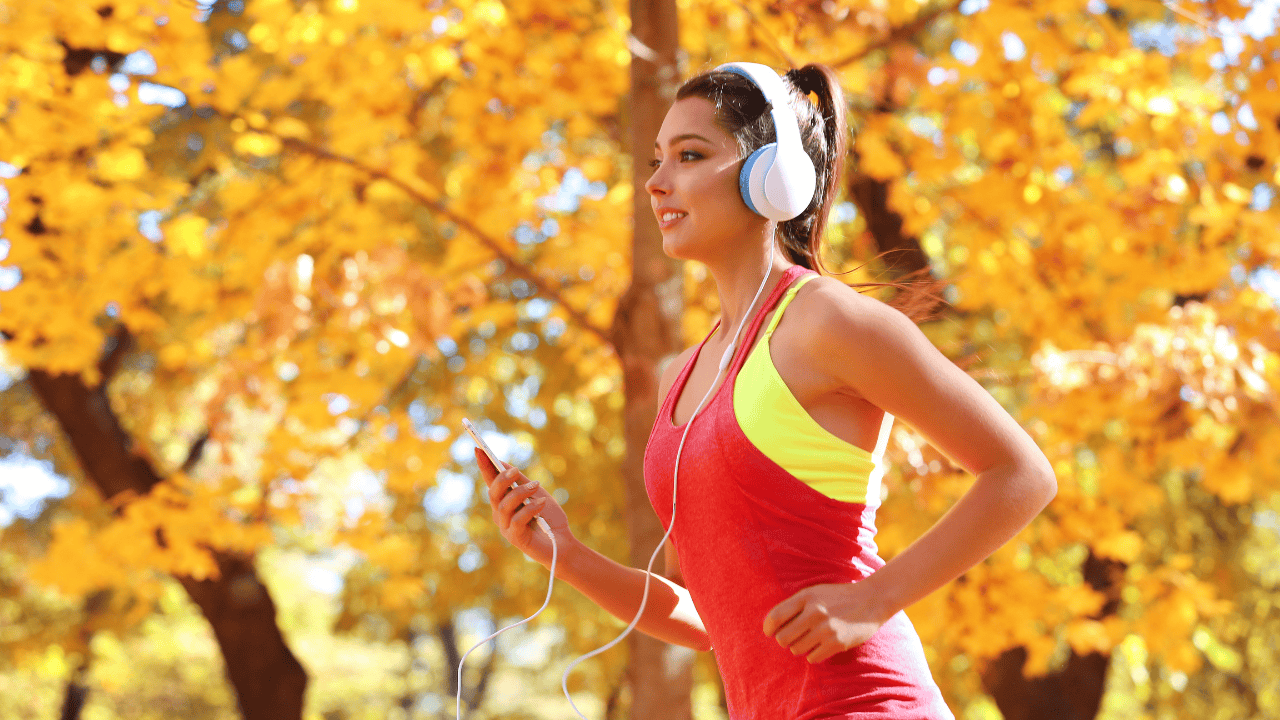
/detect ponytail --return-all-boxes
[780,64,846,274]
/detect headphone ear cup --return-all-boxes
[764,146,817,220]
[739,143,777,218]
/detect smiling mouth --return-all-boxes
[658,211,687,229]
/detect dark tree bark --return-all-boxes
[609,0,697,718]
[979,553,1123,720]
[28,349,307,720]
[438,617,497,717]
[58,657,89,720]
[847,172,934,280]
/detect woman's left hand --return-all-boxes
[762,581,893,664]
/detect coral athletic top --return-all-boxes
[643,265,954,720]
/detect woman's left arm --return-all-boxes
[763,283,1058,663]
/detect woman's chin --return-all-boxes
[661,232,704,261]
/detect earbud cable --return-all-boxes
[557,243,775,719]
[458,245,774,720]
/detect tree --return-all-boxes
[4,1,1279,719]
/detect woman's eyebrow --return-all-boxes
[654,133,713,149]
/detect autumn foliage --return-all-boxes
[1,0,1279,718]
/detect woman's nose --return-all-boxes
[645,164,668,197]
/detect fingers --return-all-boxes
[773,609,815,649]
[499,479,541,515]
[791,631,823,658]
[475,447,497,478]
[512,494,547,528]
[475,447,511,482]
[491,469,540,531]
[486,464,521,505]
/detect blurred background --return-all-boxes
[1,0,1278,718]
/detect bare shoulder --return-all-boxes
[791,274,919,347]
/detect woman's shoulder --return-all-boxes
[791,273,915,340]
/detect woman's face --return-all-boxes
[646,96,767,261]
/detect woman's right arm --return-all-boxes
[480,347,711,651]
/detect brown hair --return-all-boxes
[675,64,945,324]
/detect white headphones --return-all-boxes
[715,62,818,222]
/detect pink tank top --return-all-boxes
[643,266,954,720]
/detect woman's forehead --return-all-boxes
[655,97,730,147]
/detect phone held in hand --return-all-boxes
[462,418,535,511]
[462,417,503,469]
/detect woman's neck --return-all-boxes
[706,247,795,346]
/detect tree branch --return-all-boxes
[830,0,962,68]
[96,326,132,385]
[278,137,613,348]
[733,1,798,68]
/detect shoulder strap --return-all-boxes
[725,265,812,376]
[762,272,819,338]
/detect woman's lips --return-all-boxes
[657,211,687,231]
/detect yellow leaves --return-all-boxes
[472,0,509,27]
[1221,182,1251,205]
[855,126,905,181]
[1057,584,1107,616]
[27,518,122,596]
[27,480,271,596]
[1094,529,1143,562]
[270,116,311,141]
[364,535,418,573]
[405,46,460,85]
[1066,619,1114,655]
[1144,94,1178,117]
[94,146,147,182]
[163,215,209,260]
[234,132,283,157]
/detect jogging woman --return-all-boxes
[479,61,1056,719]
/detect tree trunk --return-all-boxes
[847,172,934,280]
[58,653,90,720]
[979,552,1122,720]
[610,1,696,718]
[28,366,308,720]
[439,617,497,717]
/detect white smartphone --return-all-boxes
[462,417,503,469]
[462,418,536,511]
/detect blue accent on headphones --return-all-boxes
[716,62,818,222]
[739,147,765,215]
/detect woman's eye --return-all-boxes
[649,151,702,169]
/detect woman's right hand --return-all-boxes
[477,448,573,567]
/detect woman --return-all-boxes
[479,62,1056,719]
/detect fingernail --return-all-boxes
[529,481,540,489]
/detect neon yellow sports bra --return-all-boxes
[733,274,894,506]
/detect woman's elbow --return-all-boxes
[1031,459,1058,508]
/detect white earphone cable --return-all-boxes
[456,516,554,719]
[556,243,776,719]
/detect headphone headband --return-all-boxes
[715,63,805,154]
[714,62,817,221]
